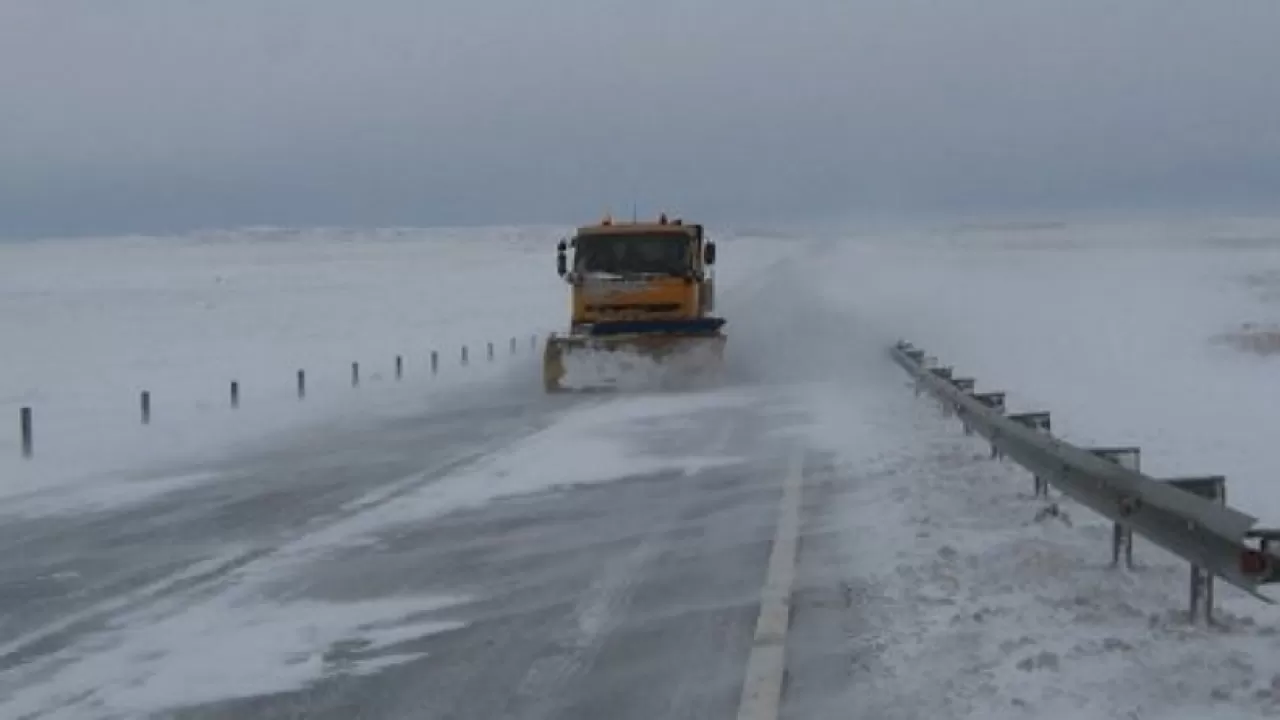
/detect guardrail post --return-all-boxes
[20,407,32,459]
[916,355,939,397]
[1164,475,1227,624]
[487,342,495,362]
[431,351,439,375]
[1191,563,1212,626]
[351,362,360,387]
[951,377,975,432]
[928,367,954,416]
[902,348,925,386]
[974,392,1006,457]
[510,337,517,355]
[1009,412,1051,494]
[297,369,306,400]
[903,348,926,396]
[140,391,151,425]
[461,346,469,366]
[1089,446,1142,570]
[395,355,403,381]
[230,381,240,409]
[974,392,1005,413]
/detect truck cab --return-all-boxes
[556,214,718,331]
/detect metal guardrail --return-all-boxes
[892,339,1280,623]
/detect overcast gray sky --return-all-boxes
[2,1,1279,237]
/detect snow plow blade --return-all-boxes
[543,329,726,393]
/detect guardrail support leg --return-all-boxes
[928,367,954,418]
[1111,523,1134,569]
[973,393,1006,455]
[1010,412,1052,497]
[951,378,975,432]
[1163,475,1228,624]
[1189,565,1214,625]
[1089,447,1141,570]
[1204,567,1215,624]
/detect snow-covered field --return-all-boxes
[4,216,1280,718]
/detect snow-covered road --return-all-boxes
[0,371,809,718]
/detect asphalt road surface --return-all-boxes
[0,370,846,720]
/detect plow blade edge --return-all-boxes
[542,332,726,393]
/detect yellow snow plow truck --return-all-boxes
[543,214,726,393]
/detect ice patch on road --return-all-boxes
[1,592,465,719]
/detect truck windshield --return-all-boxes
[574,233,690,276]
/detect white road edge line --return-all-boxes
[735,447,805,720]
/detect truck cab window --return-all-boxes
[575,234,688,275]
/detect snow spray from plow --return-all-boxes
[545,332,726,393]
[892,339,1280,624]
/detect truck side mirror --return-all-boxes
[703,241,716,266]
[556,240,567,277]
